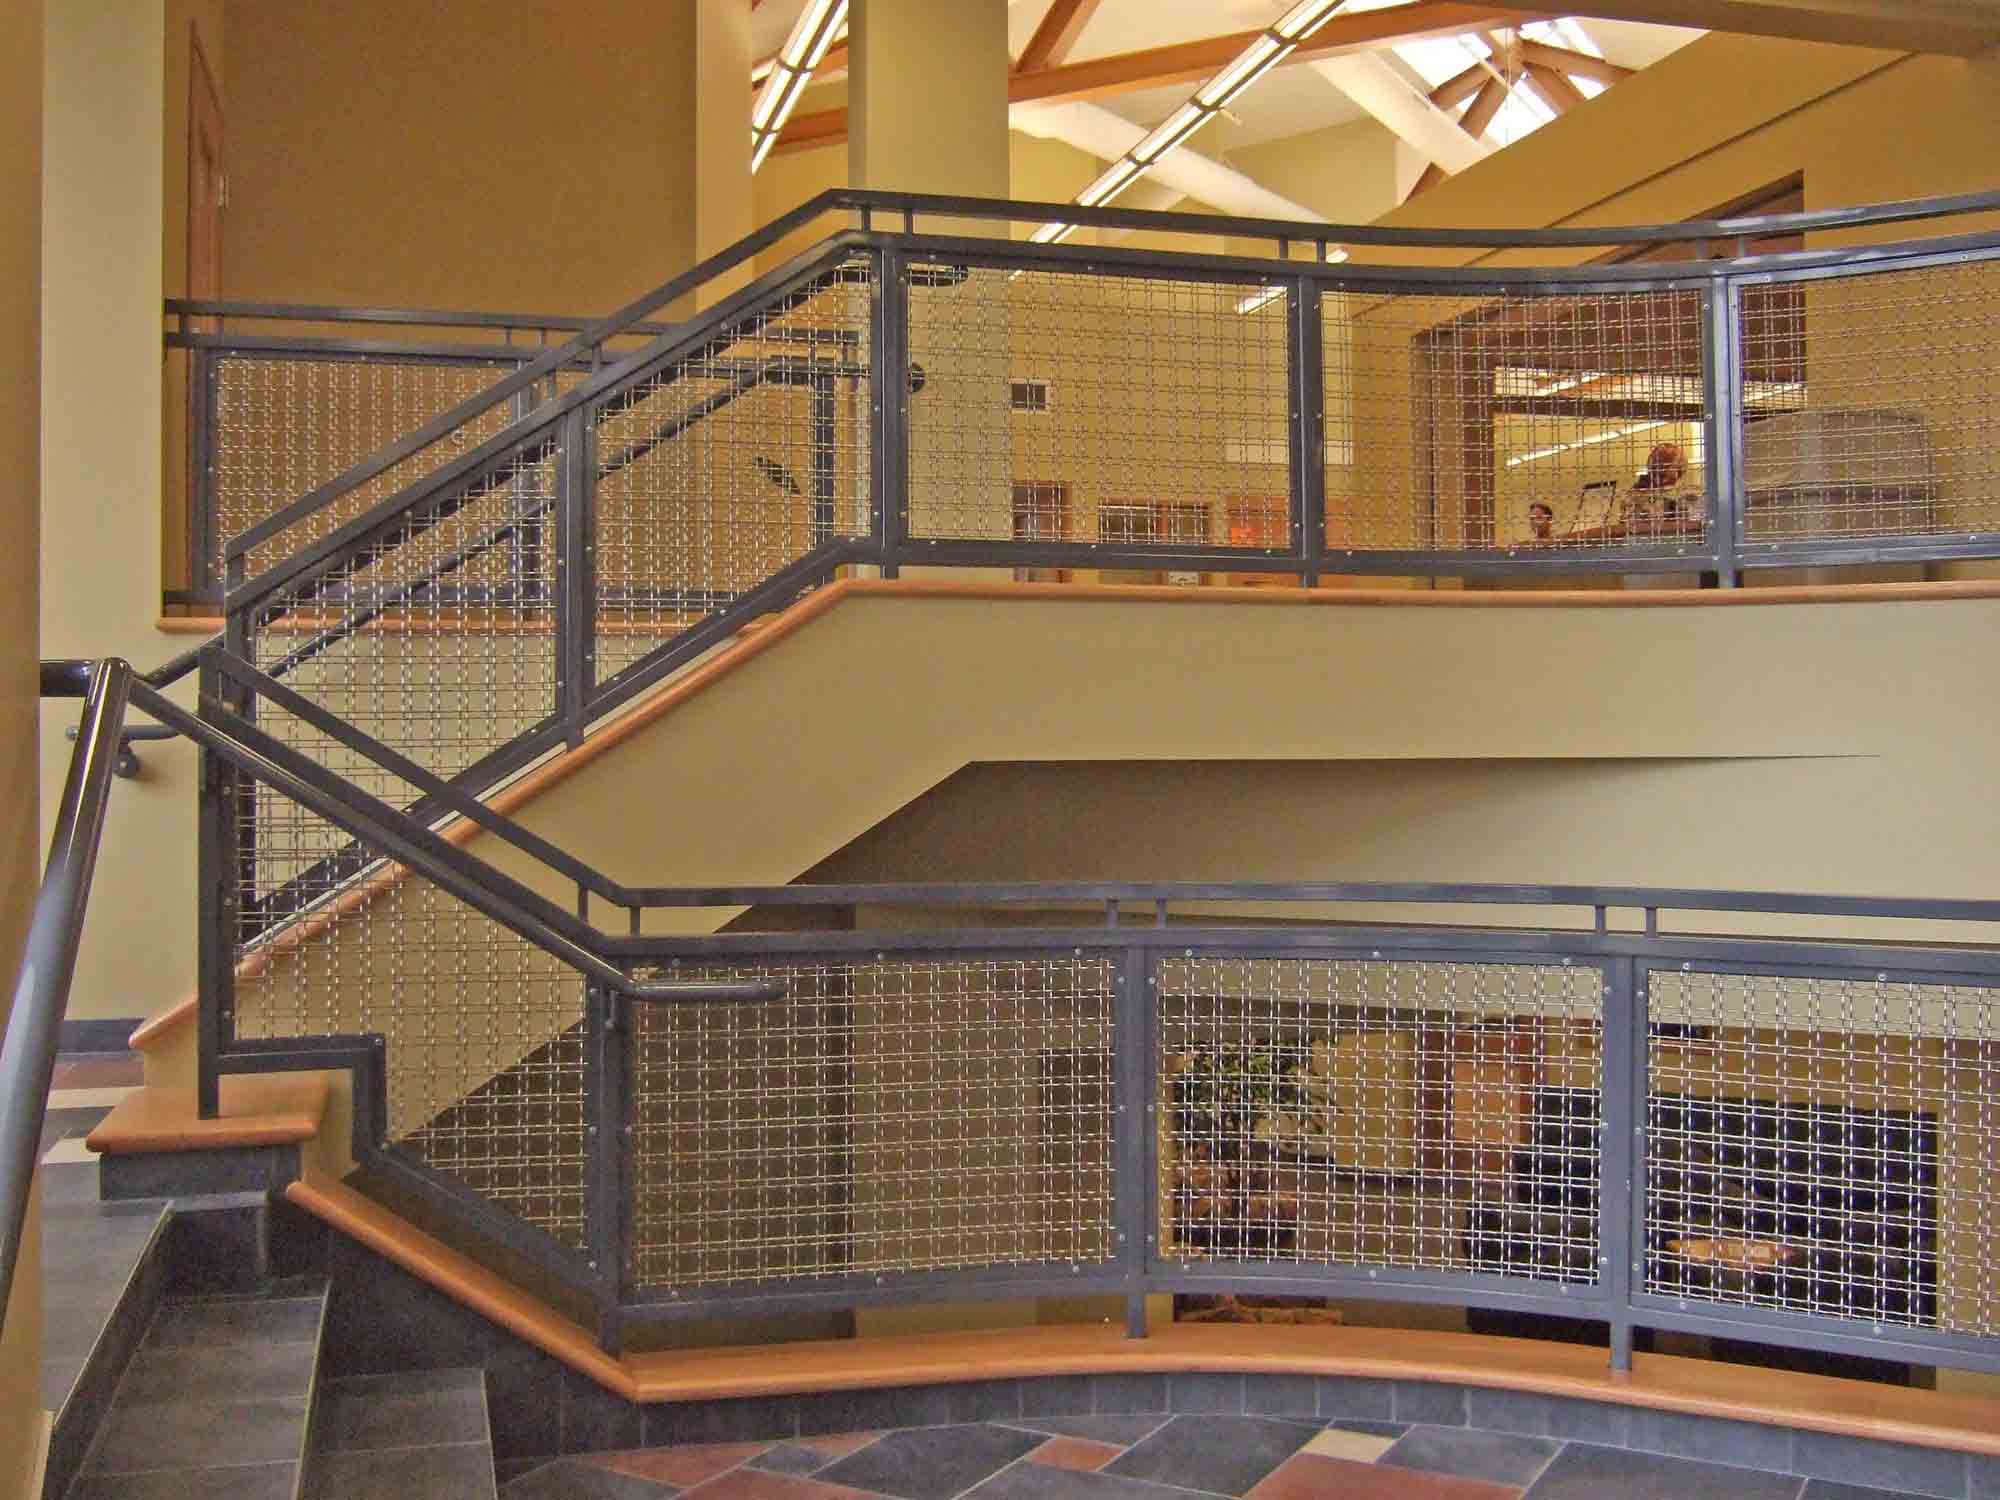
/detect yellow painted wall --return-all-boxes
[160,0,224,593]
[41,0,193,1036]
[2,0,45,1484]
[221,0,701,312]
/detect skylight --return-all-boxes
[1391,18,1609,147]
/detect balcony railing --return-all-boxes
[158,188,2000,1384]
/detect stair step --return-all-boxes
[64,1280,329,1500]
[306,1369,498,1500]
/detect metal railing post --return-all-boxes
[556,407,597,742]
[1601,954,1642,1371]
[1706,279,1745,587]
[872,246,910,576]
[585,978,629,1352]
[1291,277,1327,589]
[189,346,219,598]
[1116,944,1155,1338]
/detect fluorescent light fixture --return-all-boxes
[1076,157,1144,208]
[750,0,847,174]
[1274,0,1352,40]
[1505,419,1667,468]
[1131,102,1208,163]
[1196,34,1286,108]
[1324,245,1351,263]
[1236,286,1286,315]
[1040,2,1351,243]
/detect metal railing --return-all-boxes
[159,188,2000,1382]
[178,188,2000,895]
[0,661,135,1337]
[175,645,2000,1380]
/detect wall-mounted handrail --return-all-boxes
[0,659,133,1339]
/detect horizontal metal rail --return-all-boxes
[0,660,132,1339]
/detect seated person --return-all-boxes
[1526,501,1555,544]
[1623,441,1695,532]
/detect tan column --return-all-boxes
[695,0,754,307]
[849,0,1009,200]
[0,0,44,1488]
[849,0,1012,579]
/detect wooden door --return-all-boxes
[188,32,223,320]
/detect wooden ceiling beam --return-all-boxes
[1404,161,1449,204]
[776,1,1540,152]
[1525,60,1589,113]
[1015,0,1107,74]
[1515,37,1633,85]
[1457,73,1511,140]
[1428,61,1490,111]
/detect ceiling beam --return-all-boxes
[1531,0,2000,56]
[1011,101,1326,222]
[1404,161,1449,203]
[1308,52,1498,177]
[1429,61,1491,110]
[1525,60,1589,112]
[776,1,1536,154]
[1458,73,1511,139]
[1515,37,1633,85]
[1015,0,1107,74]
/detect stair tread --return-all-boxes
[308,1367,498,1500]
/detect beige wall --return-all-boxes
[222,0,703,312]
[41,0,189,1035]
[2,0,44,1485]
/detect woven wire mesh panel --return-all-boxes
[1326,285,1708,553]
[591,256,873,684]
[626,955,1115,1290]
[213,351,540,587]
[1158,957,1602,1283]
[904,265,1290,553]
[238,431,560,931]
[1647,970,2000,1338]
[229,778,587,1250]
[1740,259,1996,541]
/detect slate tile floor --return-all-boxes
[499,1414,1918,1499]
[38,1055,155,1412]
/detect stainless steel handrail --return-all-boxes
[0,659,133,1337]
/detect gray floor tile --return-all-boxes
[118,1340,319,1405]
[311,1442,498,1500]
[320,1370,491,1452]
[66,1462,298,1499]
[503,1457,674,1498]
[87,1396,310,1474]
[1803,1484,1937,1500]
[747,1441,836,1475]
[1380,1425,1562,1488]
[147,1295,323,1347]
[1103,1414,1319,1497]
[999,1416,1171,1446]
[1525,1443,1807,1500]
[965,1463,1232,1499]
[1793,1431,1969,1500]
[818,1422,1045,1500]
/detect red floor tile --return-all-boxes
[1028,1436,1124,1472]
[1249,1452,1522,1500]
[593,1442,771,1486]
